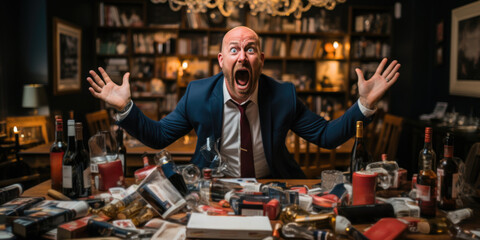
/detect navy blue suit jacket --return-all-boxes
[119,73,371,178]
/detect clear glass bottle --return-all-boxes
[154,150,189,197]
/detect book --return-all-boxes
[186,213,272,239]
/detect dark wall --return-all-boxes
[1,0,48,118]
[0,0,100,138]
[391,0,480,175]
[390,0,480,118]
[46,0,100,137]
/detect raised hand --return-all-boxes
[87,67,131,111]
[356,58,401,109]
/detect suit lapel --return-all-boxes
[210,74,224,144]
[258,76,273,168]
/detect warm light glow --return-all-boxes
[333,41,339,49]
[151,0,346,19]
[182,61,189,70]
[13,126,19,134]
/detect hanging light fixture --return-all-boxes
[151,0,346,19]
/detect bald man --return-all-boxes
[87,26,400,178]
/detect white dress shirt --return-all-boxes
[220,80,270,178]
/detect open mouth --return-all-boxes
[235,69,250,88]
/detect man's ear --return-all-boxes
[218,53,223,68]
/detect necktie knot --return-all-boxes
[232,100,250,113]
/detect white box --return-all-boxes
[186,213,272,239]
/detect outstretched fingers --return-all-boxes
[375,58,388,76]
[87,77,102,92]
[385,63,401,82]
[89,70,106,88]
[98,67,113,84]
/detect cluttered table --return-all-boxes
[22,178,480,239]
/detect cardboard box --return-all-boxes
[186,213,272,239]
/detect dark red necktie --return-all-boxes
[233,101,255,178]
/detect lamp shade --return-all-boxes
[22,84,47,108]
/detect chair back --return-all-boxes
[6,115,50,144]
[85,109,111,136]
[290,132,336,179]
[373,113,404,161]
[464,142,480,188]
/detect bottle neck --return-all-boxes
[424,128,432,147]
[444,145,454,158]
[55,122,64,143]
[67,124,76,151]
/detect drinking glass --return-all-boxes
[321,170,344,192]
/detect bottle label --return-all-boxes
[452,173,459,199]
[437,168,444,202]
[84,167,92,188]
[416,184,431,201]
[63,165,73,188]
[50,152,65,188]
[91,163,99,173]
[444,146,453,158]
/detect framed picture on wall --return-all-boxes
[53,17,82,95]
[450,1,480,97]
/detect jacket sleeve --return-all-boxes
[291,98,372,149]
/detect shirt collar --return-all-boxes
[222,77,258,106]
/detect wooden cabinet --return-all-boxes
[94,1,394,120]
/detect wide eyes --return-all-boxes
[229,47,256,54]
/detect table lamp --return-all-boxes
[22,84,47,115]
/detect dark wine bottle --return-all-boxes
[350,121,372,182]
[50,116,67,191]
[75,122,92,197]
[116,127,127,177]
[62,119,80,199]
[417,127,437,218]
[437,132,458,210]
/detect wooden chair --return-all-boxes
[6,115,51,144]
[290,132,336,179]
[373,113,404,161]
[85,109,111,136]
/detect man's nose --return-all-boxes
[237,50,247,63]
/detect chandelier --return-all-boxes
[151,0,346,19]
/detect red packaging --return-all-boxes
[264,199,280,220]
[98,160,125,191]
[134,165,157,183]
[364,218,408,240]
[290,186,308,194]
[352,171,377,205]
[311,194,339,208]
[412,174,418,190]
[57,215,110,239]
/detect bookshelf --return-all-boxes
[94,1,394,120]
